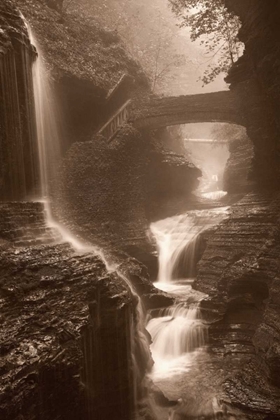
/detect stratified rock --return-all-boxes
[223,135,255,194]
[0,202,152,420]
[194,192,280,417]
[0,1,39,199]
[225,0,280,188]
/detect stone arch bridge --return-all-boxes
[133,90,244,129]
[99,90,244,141]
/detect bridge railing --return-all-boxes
[98,99,132,142]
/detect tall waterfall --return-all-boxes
[26,26,61,199]
[150,207,229,284]
[23,23,151,419]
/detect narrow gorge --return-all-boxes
[1,1,280,420]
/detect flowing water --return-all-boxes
[21,18,244,420]
[23,22,151,418]
[147,206,237,419]
[150,207,229,284]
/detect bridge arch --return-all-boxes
[132,90,245,130]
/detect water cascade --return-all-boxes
[150,207,229,285]
[23,22,151,420]
[147,207,230,418]
[147,303,207,359]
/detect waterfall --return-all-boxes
[150,207,229,284]
[23,20,94,251]
[22,23,151,419]
[26,26,61,199]
[147,303,207,359]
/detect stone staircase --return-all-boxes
[0,202,62,247]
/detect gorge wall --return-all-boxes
[223,134,254,194]
[0,202,151,420]
[0,1,39,199]
[225,0,280,190]
[191,2,280,416]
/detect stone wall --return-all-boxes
[133,90,244,130]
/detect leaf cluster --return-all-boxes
[169,0,243,84]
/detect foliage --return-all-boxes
[62,0,193,94]
[168,0,243,85]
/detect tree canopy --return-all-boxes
[168,0,243,85]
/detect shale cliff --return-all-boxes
[191,2,280,417]
[223,134,254,194]
[0,1,39,199]
[225,0,280,189]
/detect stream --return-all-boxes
[146,206,247,419]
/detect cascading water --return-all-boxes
[23,20,151,419]
[26,24,61,199]
[147,207,231,418]
[147,303,207,359]
[23,20,93,251]
[151,207,229,286]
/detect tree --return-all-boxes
[168,0,243,85]
[62,0,192,94]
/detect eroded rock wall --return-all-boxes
[195,193,280,416]
[0,202,151,420]
[225,0,280,189]
[223,134,254,193]
[0,1,39,199]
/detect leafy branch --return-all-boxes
[168,0,243,84]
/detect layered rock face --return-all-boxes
[223,134,254,193]
[225,0,280,189]
[0,202,153,420]
[0,1,39,199]
[195,193,280,417]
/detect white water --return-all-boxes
[147,206,229,409]
[201,190,227,200]
[147,304,207,359]
[24,22,92,252]
[150,207,229,285]
[146,303,208,382]
[24,24,151,416]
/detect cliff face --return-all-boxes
[0,202,153,420]
[195,193,280,417]
[0,1,39,199]
[225,0,280,189]
[223,134,254,193]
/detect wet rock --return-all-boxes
[223,135,255,194]
[194,192,280,417]
[225,0,280,188]
[0,202,152,420]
